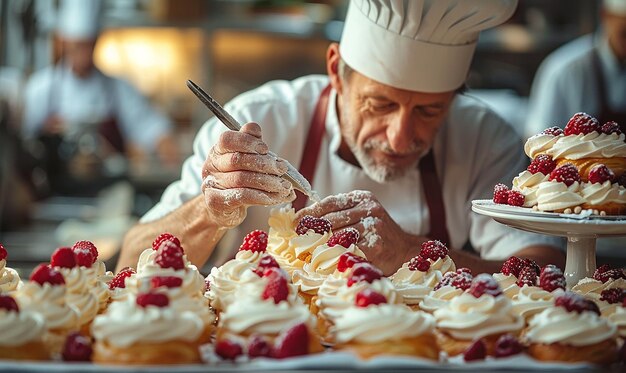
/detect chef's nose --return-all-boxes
[386,110,415,154]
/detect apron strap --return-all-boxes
[418,149,451,245]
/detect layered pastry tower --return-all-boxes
[495,113,626,215]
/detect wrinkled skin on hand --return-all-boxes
[201,122,296,228]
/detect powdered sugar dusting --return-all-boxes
[222,190,243,205]
[360,216,381,248]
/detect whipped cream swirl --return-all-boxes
[391,256,456,305]
[525,132,626,160]
[0,260,21,293]
[579,181,626,205]
[218,298,313,336]
[492,273,520,299]
[525,307,616,346]
[511,285,560,321]
[0,309,46,347]
[418,285,464,313]
[535,181,585,211]
[512,171,549,207]
[15,282,79,331]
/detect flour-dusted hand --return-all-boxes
[201,122,296,228]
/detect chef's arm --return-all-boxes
[116,195,225,271]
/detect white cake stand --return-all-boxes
[472,199,626,288]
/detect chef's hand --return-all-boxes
[201,122,296,228]
[296,190,426,275]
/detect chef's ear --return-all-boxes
[326,43,343,95]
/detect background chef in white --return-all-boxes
[118,0,565,275]
[22,0,178,167]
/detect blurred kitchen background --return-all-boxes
[0,0,604,275]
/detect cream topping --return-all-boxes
[535,181,585,211]
[607,306,626,338]
[289,231,331,262]
[132,263,205,299]
[0,260,21,293]
[66,290,99,326]
[572,277,626,297]
[512,171,550,207]
[0,309,46,346]
[153,287,215,325]
[15,282,79,331]
[493,273,520,299]
[391,256,456,305]
[418,286,464,313]
[205,260,258,311]
[579,181,626,205]
[218,298,313,336]
[525,307,616,346]
[511,285,560,321]
[547,132,626,160]
[524,133,561,159]
[136,248,193,273]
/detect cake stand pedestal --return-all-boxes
[472,200,626,288]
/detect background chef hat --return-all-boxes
[57,0,103,41]
[339,0,518,93]
[603,0,626,16]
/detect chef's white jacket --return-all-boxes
[143,75,562,265]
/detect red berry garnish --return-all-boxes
[555,291,600,315]
[239,230,268,252]
[62,332,92,362]
[355,289,387,307]
[501,256,525,277]
[152,233,181,251]
[594,264,611,277]
[600,288,626,304]
[419,240,448,261]
[215,339,243,360]
[0,243,7,261]
[262,270,289,304]
[72,241,98,263]
[337,252,369,273]
[564,112,600,136]
[150,276,183,289]
[136,292,169,308]
[527,154,557,175]
[549,163,581,186]
[467,274,502,298]
[205,278,211,292]
[523,258,541,275]
[30,264,65,286]
[247,335,272,358]
[50,247,76,269]
[327,228,359,248]
[0,295,19,313]
[272,323,309,359]
[516,266,538,287]
[594,265,626,283]
[252,254,280,277]
[494,334,523,358]
[601,121,622,135]
[73,249,95,268]
[295,215,332,235]
[408,255,431,272]
[507,190,525,207]
[541,126,564,136]
[588,164,615,184]
[463,339,487,361]
[154,241,185,270]
[493,183,509,204]
[539,264,566,292]
[434,268,473,291]
[346,263,383,287]
[108,267,135,290]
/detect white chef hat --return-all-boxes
[57,0,103,41]
[603,0,626,16]
[339,0,518,93]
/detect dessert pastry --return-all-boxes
[331,289,439,360]
[92,291,210,365]
[0,244,21,293]
[390,240,456,310]
[418,268,472,313]
[265,207,302,275]
[71,241,112,312]
[524,291,618,365]
[508,264,565,323]
[0,294,48,361]
[433,274,524,357]
[607,298,626,339]
[572,265,626,304]
[579,165,626,215]
[149,275,215,326]
[595,288,626,318]
[493,257,541,299]
[107,267,136,303]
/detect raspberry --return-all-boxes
[594,266,626,283]
[136,292,169,308]
[434,268,473,291]
[72,241,98,263]
[494,334,523,358]
[516,266,538,287]
[295,215,332,235]
[541,126,564,136]
[0,243,6,261]
[507,190,525,207]
[150,276,183,289]
[337,252,369,273]
[407,255,431,272]
[272,323,309,359]
[73,249,95,268]
[30,264,65,286]
[501,256,525,277]
[523,258,541,275]
[539,264,566,292]
[467,274,502,298]
[262,271,289,304]
[247,335,272,358]
[463,339,486,361]
[527,154,557,175]
[493,183,509,204]
[355,289,387,307]
[346,263,383,287]
[420,240,448,261]
[549,163,581,186]
[588,164,615,184]
[205,277,211,292]
[108,267,135,290]
[239,230,268,252]
[62,332,92,362]
[594,264,611,277]
[600,288,626,304]
[0,294,19,313]
[564,112,600,136]
[555,291,600,315]
[327,228,359,248]
[152,233,181,251]
[215,339,243,360]
[252,254,280,277]
[50,247,76,269]
[601,121,622,135]
[154,241,185,270]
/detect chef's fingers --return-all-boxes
[296,190,376,219]
[208,150,288,176]
[214,128,268,156]
[204,188,295,211]
[207,171,292,196]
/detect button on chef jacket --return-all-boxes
[143,75,562,266]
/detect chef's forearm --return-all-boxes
[116,195,226,272]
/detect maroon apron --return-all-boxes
[591,48,626,132]
[292,84,451,245]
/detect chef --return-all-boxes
[118,0,564,275]
[22,0,178,166]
